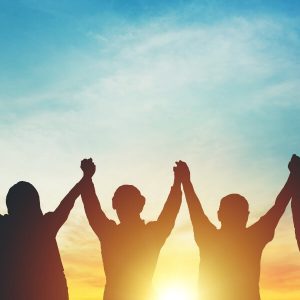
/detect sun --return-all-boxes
[157,285,196,300]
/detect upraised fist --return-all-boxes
[81,158,96,178]
[288,154,300,174]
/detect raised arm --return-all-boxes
[253,155,299,234]
[80,159,111,236]
[292,188,300,251]
[47,161,92,233]
[290,155,300,250]
[177,161,216,236]
[155,163,182,235]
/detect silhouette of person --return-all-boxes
[0,160,94,300]
[80,159,182,300]
[290,155,300,250]
[176,155,300,300]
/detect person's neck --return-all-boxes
[220,224,245,233]
[120,216,143,226]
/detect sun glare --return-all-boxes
[157,285,196,300]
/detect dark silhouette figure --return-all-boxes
[0,162,93,300]
[80,160,182,300]
[176,156,300,300]
[290,155,300,250]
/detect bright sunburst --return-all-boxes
[157,285,196,300]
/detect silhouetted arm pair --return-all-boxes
[290,155,300,250]
[257,174,295,230]
[80,159,111,236]
[183,180,215,229]
[250,155,300,241]
[292,192,300,251]
[155,166,182,236]
[176,161,216,243]
[46,163,94,233]
[81,179,111,235]
[49,180,83,231]
[45,159,95,233]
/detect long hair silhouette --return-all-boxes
[0,162,92,300]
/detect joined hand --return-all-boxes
[81,158,96,178]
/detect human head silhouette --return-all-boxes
[6,181,42,218]
[218,194,249,229]
[112,185,145,223]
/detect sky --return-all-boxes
[0,0,300,299]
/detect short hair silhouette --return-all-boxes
[112,185,145,211]
[6,181,42,217]
[218,194,249,227]
[219,194,249,212]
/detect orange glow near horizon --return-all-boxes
[57,209,300,300]
[2,1,300,298]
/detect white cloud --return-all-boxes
[1,15,299,222]
[1,12,299,299]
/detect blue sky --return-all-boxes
[0,0,300,216]
[1,1,300,299]
[1,0,300,98]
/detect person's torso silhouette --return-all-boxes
[0,168,88,300]
[176,158,298,300]
[98,219,171,299]
[81,160,182,300]
[0,212,68,300]
[197,212,275,300]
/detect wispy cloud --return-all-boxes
[1,12,299,220]
[1,10,300,299]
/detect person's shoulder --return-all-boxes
[40,212,58,229]
[108,219,117,227]
[145,220,165,235]
[144,220,168,243]
[44,212,53,217]
[247,216,265,232]
[0,214,11,229]
[43,211,54,221]
[0,214,4,225]
[100,219,117,233]
[97,219,117,240]
[246,218,275,244]
[0,214,10,222]
[145,220,157,228]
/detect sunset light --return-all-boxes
[1,1,300,300]
[157,284,196,300]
